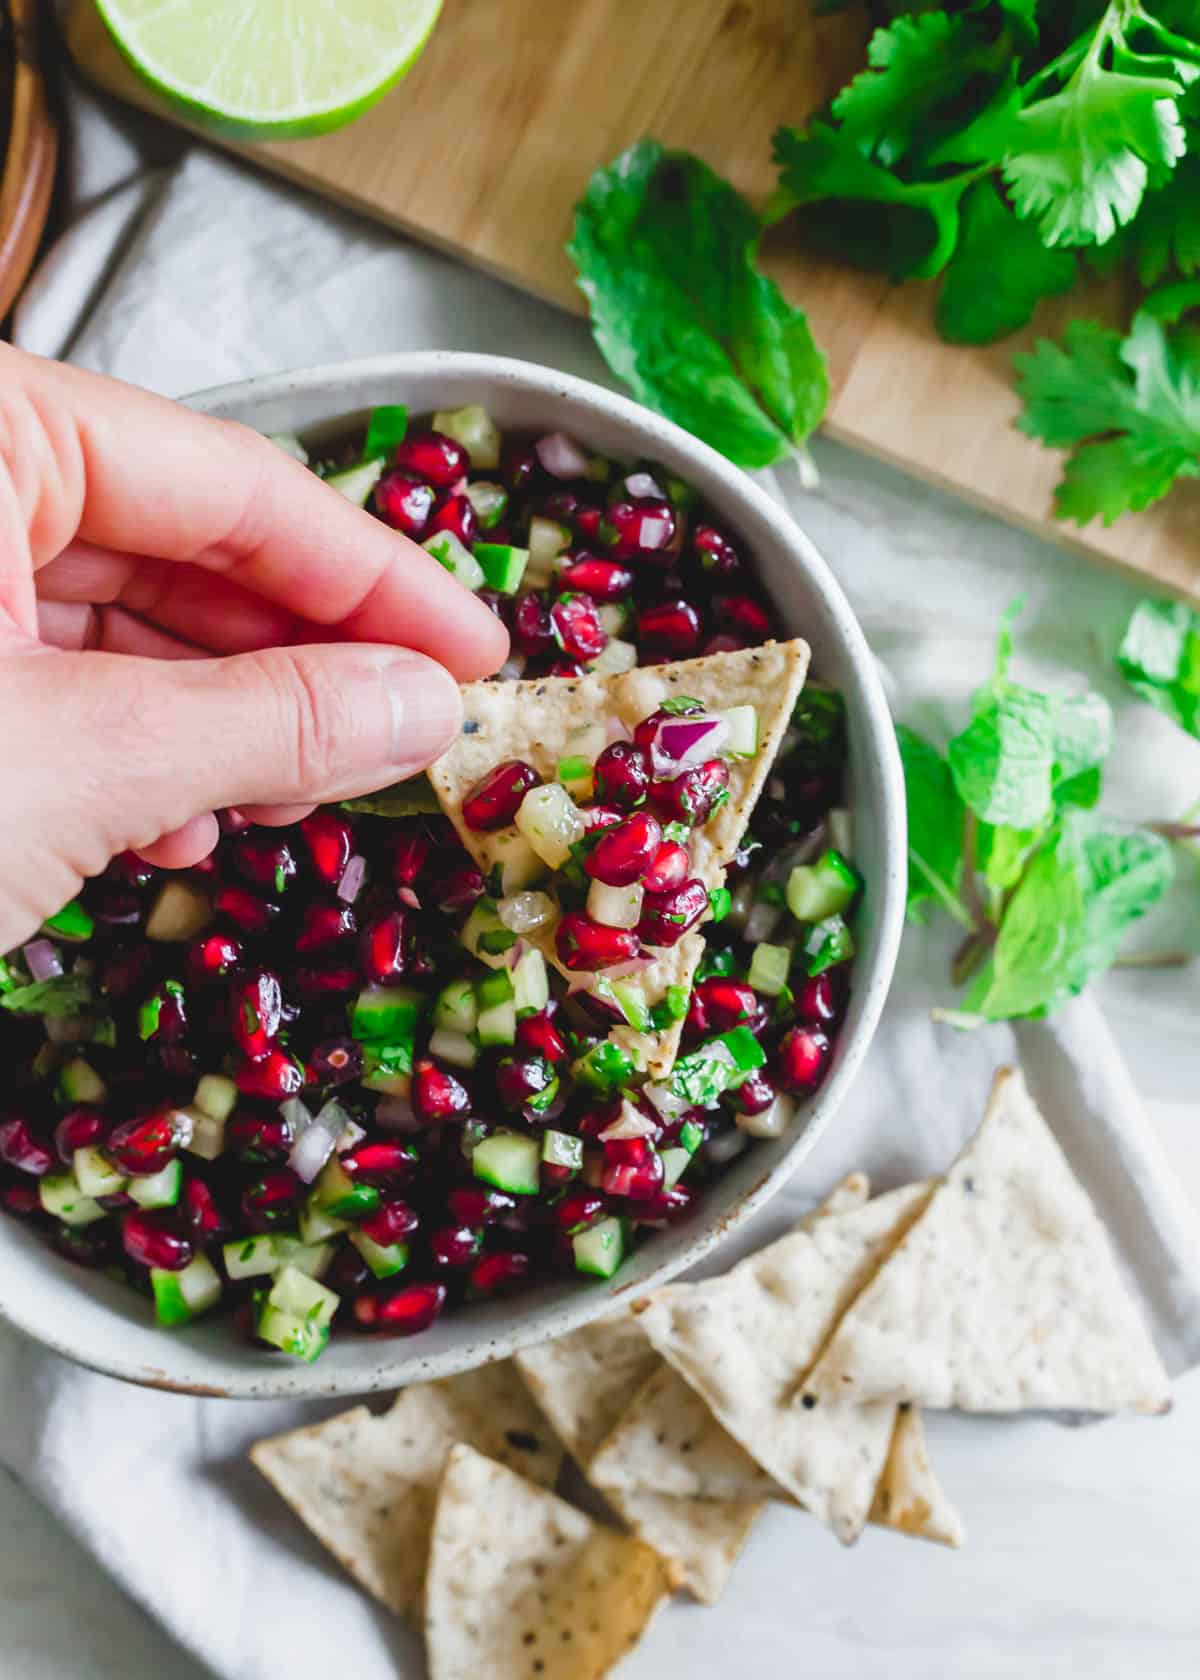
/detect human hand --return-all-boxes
[0,347,508,951]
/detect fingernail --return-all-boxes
[385,652,463,774]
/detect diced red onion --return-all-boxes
[336,854,367,904]
[398,886,421,910]
[535,431,590,479]
[287,1097,349,1184]
[564,956,653,992]
[638,514,673,548]
[705,1129,750,1165]
[625,471,665,500]
[22,939,62,982]
[649,715,729,775]
[744,901,781,945]
[335,1119,366,1153]
[375,1096,421,1134]
[498,654,527,681]
[644,1081,690,1121]
[599,1101,659,1141]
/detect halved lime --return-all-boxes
[96,0,443,140]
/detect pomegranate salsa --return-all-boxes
[0,404,858,1363]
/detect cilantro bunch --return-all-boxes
[900,603,1175,1022]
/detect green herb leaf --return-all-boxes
[708,887,732,923]
[0,974,93,1018]
[569,140,828,469]
[1132,154,1200,283]
[976,822,1040,894]
[341,776,441,817]
[363,405,408,460]
[936,178,1077,344]
[660,695,703,715]
[895,724,968,926]
[1051,689,1113,806]
[1117,596,1200,734]
[947,684,1056,828]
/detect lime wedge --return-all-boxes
[96,0,443,139]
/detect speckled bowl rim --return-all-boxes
[0,352,906,1397]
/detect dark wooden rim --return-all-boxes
[0,0,59,323]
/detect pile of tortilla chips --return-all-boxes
[252,1068,1170,1679]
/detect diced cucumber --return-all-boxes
[151,1251,223,1326]
[828,807,854,858]
[223,1234,283,1280]
[661,1147,693,1188]
[512,946,549,1016]
[39,1174,104,1227]
[427,1028,479,1068]
[541,1130,583,1172]
[194,1073,238,1123]
[525,516,571,584]
[255,1267,339,1362]
[127,1159,183,1210]
[313,1157,380,1220]
[555,755,594,801]
[477,997,517,1048]
[572,1216,627,1279]
[299,1199,349,1244]
[465,480,508,529]
[572,1040,637,1092]
[423,530,486,592]
[433,978,478,1035]
[182,1104,225,1161]
[257,1304,330,1363]
[361,1040,414,1096]
[58,1056,106,1104]
[748,942,792,997]
[472,1131,541,1196]
[679,1118,704,1155]
[352,984,424,1042]
[266,431,309,464]
[474,542,529,594]
[588,638,637,676]
[145,879,211,942]
[43,899,94,943]
[515,784,585,868]
[273,1235,335,1280]
[432,404,501,470]
[271,1263,340,1326]
[489,830,547,894]
[497,891,555,935]
[716,704,758,758]
[786,850,858,924]
[596,602,629,638]
[606,978,650,1032]
[460,900,516,969]
[72,1146,126,1200]
[362,404,408,459]
[477,970,515,1010]
[586,879,643,929]
[350,1230,409,1279]
[325,457,384,506]
[804,914,856,976]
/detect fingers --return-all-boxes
[134,814,221,870]
[36,600,204,658]
[3,346,510,680]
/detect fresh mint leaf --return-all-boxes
[1117,596,1200,734]
[947,683,1056,828]
[896,724,968,925]
[570,141,829,470]
[1051,689,1113,806]
[977,822,1040,893]
[1,974,93,1018]
[362,406,408,460]
[937,178,1077,343]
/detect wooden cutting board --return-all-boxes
[67,0,1200,601]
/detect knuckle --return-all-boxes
[255,648,351,793]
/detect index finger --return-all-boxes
[5,346,509,681]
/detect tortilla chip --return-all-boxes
[425,1444,670,1680]
[804,1171,871,1222]
[249,1360,562,1622]
[804,1068,1173,1416]
[635,1182,935,1543]
[869,1406,964,1548]
[429,640,810,1075]
[604,1487,762,1606]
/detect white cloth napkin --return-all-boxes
[8,93,1200,1680]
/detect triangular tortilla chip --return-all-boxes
[804,1068,1172,1415]
[869,1406,964,1548]
[429,640,809,1075]
[424,1444,670,1680]
[249,1361,562,1622]
[635,1182,935,1543]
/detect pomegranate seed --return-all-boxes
[601,498,676,555]
[796,973,838,1025]
[641,840,690,893]
[555,912,641,971]
[100,944,154,1000]
[391,826,431,886]
[694,978,757,1031]
[227,1108,294,1162]
[632,700,705,752]
[0,1116,54,1177]
[106,1110,190,1176]
[650,758,730,826]
[122,1211,193,1272]
[309,1037,364,1086]
[542,488,581,523]
[515,1013,567,1063]
[0,1179,40,1219]
[54,1108,106,1164]
[215,885,279,935]
[231,833,296,895]
[636,600,703,655]
[429,860,486,911]
[139,979,189,1044]
[585,811,662,887]
[575,505,604,541]
[685,989,708,1039]
[429,1224,484,1267]
[558,554,635,601]
[354,1280,446,1335]
[412,1059,472,1123]
[637,878,710,947]
[461,759,540,831]
[242,1169,303,1230]
[692,525,741,577]
[553,1190,605,1231]
[448,1185,517,1225]
[715,594,772,639]
[631,1184,694,1221]
[360,1198,420,1245]
[294,964,360,1001]
[513,592,555,656]
[428,491,478,546]
[702,631,749,655]
[185,932,243,984]
[394,428,468,486]
[361,911,407,983]
[470,1251,531,1294]
[501,440,540,491]
[105,850,157,890]
[296,903,357,953]
[375,469,435,538]
[495,1055,557,1110]
[230,969,282,1061]
[729,1069,777,1116]
[235,1050,305,1101]
[300,811,354,885]
[592,741,651,808]
[342,1140,418,1184]
[183,1178,227,1239]
[582,803,624,833]
[775,1026,832,1094]
[550,593,607,662]
[325,1246,370,1296]
[549,658,586,678]
[602,1147,664,1201]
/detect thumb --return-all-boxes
[5,642,462,894]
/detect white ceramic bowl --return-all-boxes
[0,353,905,1397]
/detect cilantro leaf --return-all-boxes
[937,178,1077,343]
[1117,596,1200,734]
[1132,154,1200,282]
[570,141,829,470]
[1,974,93,1018]
[896,724,968,925]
